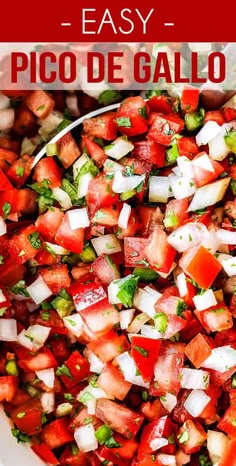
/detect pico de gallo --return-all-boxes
[0,87,236,466]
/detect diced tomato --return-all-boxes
[41,417,74,449]
[219,439,236,466]
[40,264,71,293]
[8,224,42,264]
[192,152,224,187]
[0,256,25,286]
[79,298,120,336]
[149,342,184,396]
[33,157,62,188]
[58,132,81,169]
[11,399,43,436]
[204,110,225,126]
[35,207,64,242]
[70,278,106,312]
[15,188,38,216]
[218,405,236,436]
[88,329,130,363]
[92,205,120,226]
[143,227,176,273]
[138,416,176,458]
[0,376,18,402]
[0,189,19,217]
[176,420,207,454]
[55,212,84,254]
[83,112,117,140]
[82,136,107,168]
[180,86,200,114]
[200,302,233,332]
[133,141,165,167]
[95,398,144,440]
[18,347,58,372]
[99,433,139,466]
[115,209,140,239]
[0,147,18,172]
[7,155,33,188]
[0,168,13,190]
[147,95,177,114]
[86,173,119,210]
[184,333,214,368]
[50,338,71,365]
[223,107,236,122]
[60,447,91,466]
[13,105,36,136]
[177,136,199,158]
[114,96,148,137]
[140,398,167,422]
[124,237,149,267]
[131,336,161,383]
[92,254,120,285]
[97,363,132,400]
[31,443,59,465]
[147,114,184,146]
[164,199,189,231]
[57,350,90,389]
[25,90,55,119]
[179,245,222,289]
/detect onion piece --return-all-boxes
[156,454,176,466]
[187,177,231,212]
[118,202,131,229]
[83,348,104,374]
[207,430,230,465]
[104,159,123,173]
[180,368,210,389]
[17,325,51,352]
[63,314,84,338]
[45,242,70,255]
[208,123,233,161]
[144,286,162,300]
[74,425,98,452]
[176,273,188,297]
[193,289,217,311]
[215,228,236,245]
[73,154,89,180]
[115,352,149,388]
[91,234,121,256]
[177,156,194,178]
[176,450,191,466]
[150,438,168,451]
[27,275,52,304]
[0,109,15,130]
[141,325,163,340]
[67,207,90,230]
[41,392,55,413]
[36,368,55,388]
[0,92,10,110]
[38,111,63,136]
[149,176,171,203]
[0,319,17,341]
[160,393,177,412]
[167,222,208,253]
[133,288,157,318]
[170,174,196,200]
[120,309,135,330]
[56,402,73,418]
[112,171,145,193]
[192,152,214,172]
[0,217,7,236]
[196,121,221,146]
[184,389,211,417]
[201,346,236,373]
[78,172,94,198]
[221,256,236,276]
[104,137,134,160]
[52,187,72,210]
[77,385,109,403]
[127,312,150,334]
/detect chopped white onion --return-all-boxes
[207,430,230,465]
[26,302,40,313]
[222,256,236,276]
[77,385,109,403]
[167,222,208,253]
[177,156,194,178]
[0,109,15,130]
[150,438,168,451]
[176,450,191,466]
[184,389,211,417]
[73,153,90,180]
[120,309,135,330]
[0,217,7,236]
[104,137,134,160]
[112,171,145,193]
[38,111,63,135]
[56,402,73,418]
[83,348,104,374]
[215,228,236,245]
[193,289,217,311]
[115,352,149,388]
[187,178,231,212]
[0,289,6,304]
[180,368,210,389]
[45,242,70,255]
[52,187,72,210]
[170,174,196,200]
[0,319,17,341]
[118,202,131,229]
[27,275,52,304]
[176,273,188,297]
[192,152,215,172]
[201,346,236,373]
[133,288,157,318]
[141,325,163,340]
[0,92,10,110]
[21,137,36,156]
[128,313,150,333]
[104,159,123,173]
[78,172,94,198]
[91,234,121,256]
[160,393,177,412]
[144,286,162,300]
[63,314,84,338]
[17,325,51,352]
[41,392,55,413]
[87,398,97,415]
[36,368,55,388]
[74,425,98,452]
[196,121,221,146]
[208,123,233,161]
[67,207,90,230]
[149,176,171,203]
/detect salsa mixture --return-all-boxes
[0,88,236,466]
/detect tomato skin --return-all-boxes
[60,447,91,466]
[83,112,117,140]
[179,245,222,289]
[33,157,62,188]
[82,136,107,168]
[95,398,144,440]
[140,398,167,422]
[124,237,149,267]
[35,207,64,241]
[0,168,13,190]
[177,136,199,158]
[70,278,106,312]
[8,224,42,265]
[0,147,18,172]
[98,363,132,400]
[147,113,184,146]
[79,298,120,336]
[204,110,225,125]
[42,417,74,449]
[147,95,177,114]
[176,420,207,454]
[201,302,233,332]
[88,329,130,363]
[25,90,55,119]
[131,336,161,383]
[149,343,184,397]
[0,189,19,217]
[0,375,18,402]
[40,264,71,293]
[31,444,59,465]
[143,227,176,274]
[7,155,33,188]
[86,174,119,212]
[219,440,236,466]
[223,107,236,122]
[58,132,81,169]
[180,86,200,114]
[55,212,84,254]
[18,347,58,372]
[99,434,139,465]
[0,256,25,286]
[138,416,176,458]
[218,406,236,436]
[184,333,214,368]
[92,253,120,285]
[11,399,43,436]
[133,141,165,167]
[115,96,148,137]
